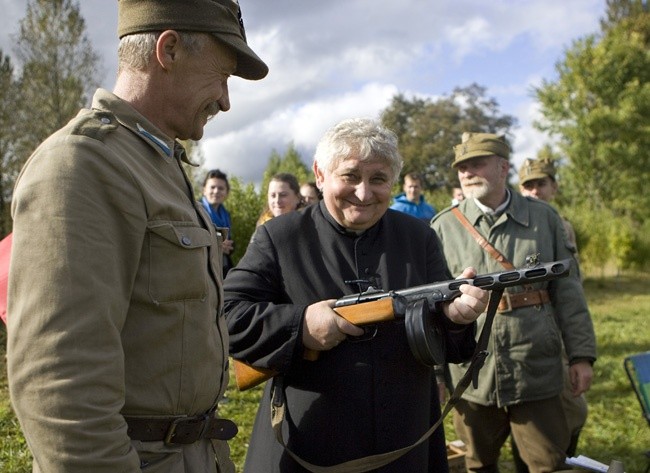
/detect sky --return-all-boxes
[0,0,605,186]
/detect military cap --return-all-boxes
[452,132,511,167]
[518,157,557,185]
[117,0,268,80]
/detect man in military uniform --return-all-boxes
[519,157,579,254]
[430,133,597,473]
[7,1,267,472]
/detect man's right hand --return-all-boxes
[221,239,234,255]
[302,300,365,351]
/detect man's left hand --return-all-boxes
[569,361,593,396]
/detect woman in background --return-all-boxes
[257,173,303,226]
[201,169,235,277]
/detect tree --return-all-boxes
[534,12,650,225]
[534,6,650,272]
[14,0,101,162]
[380,84,517,189]
[600,0,648,32]
[260,142,311,193]
[227,177,264,264]
[0,51,20,237]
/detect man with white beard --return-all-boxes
[430,133,597,473]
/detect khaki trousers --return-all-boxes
[453,396,570,473]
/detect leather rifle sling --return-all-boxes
[451,207,536,296]
[267,291,505,472]
[451,207,515,270]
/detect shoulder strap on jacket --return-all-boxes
[451,207,514,270]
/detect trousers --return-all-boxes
[132,438,235,473]
[512,357,589,472]
[453,396,570,473]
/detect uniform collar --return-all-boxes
[459,189,530,228]
[90,88,196,165]
[505,191,531,227]
[473,188,511,216]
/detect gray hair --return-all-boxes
[314,118,403,184]
[118,31,209,72]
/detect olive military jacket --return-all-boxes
[430,193,596,407]
[8,89,231,472]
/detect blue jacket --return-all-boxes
[390,193,436,222]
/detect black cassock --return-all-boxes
[224,201,476,473]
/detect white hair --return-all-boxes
[117,31,209,72]
[314,118,403,184]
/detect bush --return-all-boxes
[227,177,264,265]
[562,204,650,275]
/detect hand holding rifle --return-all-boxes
[302,266,487,354]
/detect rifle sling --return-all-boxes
[451,207,537,295]
[269,289,504,473]
[451,207,515,270]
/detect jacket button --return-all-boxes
[181,236,191,246]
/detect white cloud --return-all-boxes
[444,17,495,63]
[510,100,558,173]
[0,0,605,187]
[202,82,398,184]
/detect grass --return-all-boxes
[2,272,650,472]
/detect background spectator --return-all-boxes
[300,181,322,205]
[390,172,437,222]
[201,169,235,277]
[256,172,303,225]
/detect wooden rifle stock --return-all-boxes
[232,298,395,391]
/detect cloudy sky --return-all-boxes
[1,0,605,186]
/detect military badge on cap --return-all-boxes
[518,157,557,185]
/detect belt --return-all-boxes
[125,414,238,445]
[498,289,550,313]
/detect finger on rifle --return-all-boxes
[456,266,477,279]
[459,283,489,304]
[335,314,365,336]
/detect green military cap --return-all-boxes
[117,0,268,80]
[452,132,511,167]
[518,157,557,185]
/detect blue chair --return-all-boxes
[624,351,650,473]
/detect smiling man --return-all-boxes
[7,1,267,472]
[224,118,489,472]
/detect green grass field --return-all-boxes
[2,272,649,472]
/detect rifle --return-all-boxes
[232,257,571,391]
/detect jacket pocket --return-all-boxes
[146,221,213,303]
